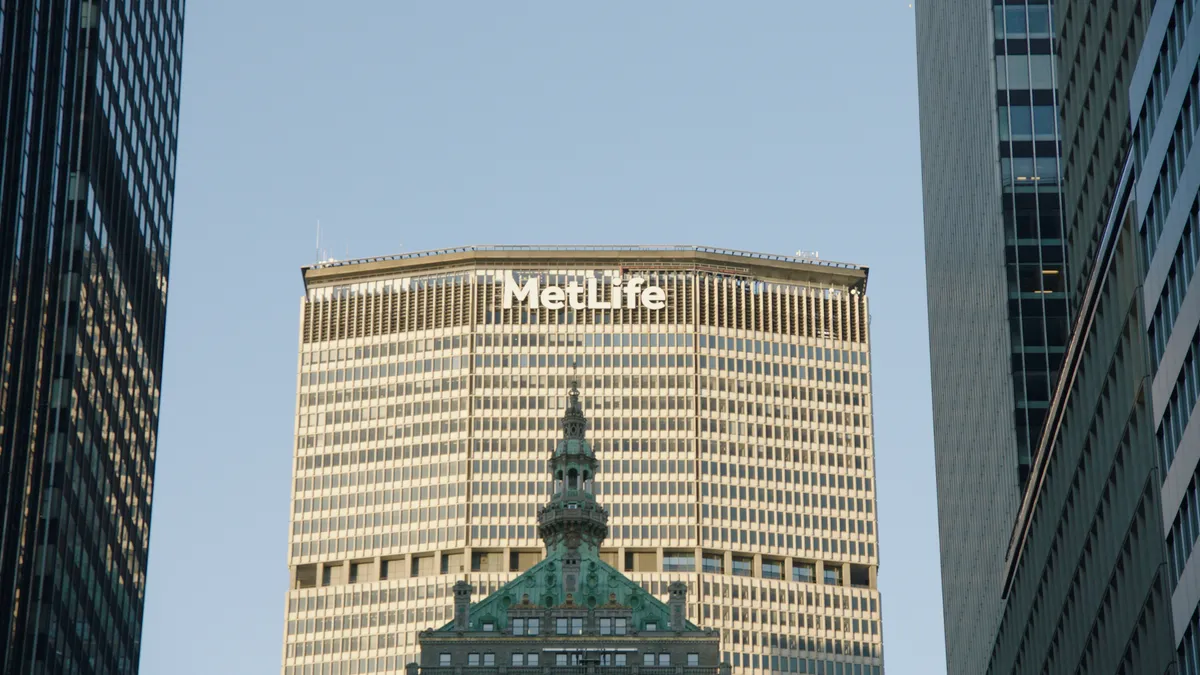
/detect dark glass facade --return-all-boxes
[994,1,1070,475]
[0,2,184,673]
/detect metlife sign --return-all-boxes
[502,272,666,310]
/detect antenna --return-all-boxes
[316,220,321,265]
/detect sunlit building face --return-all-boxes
[282,247,883,675]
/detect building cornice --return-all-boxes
[300,245,868,293]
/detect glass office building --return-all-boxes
[0,2,185,674]
[281,246,883,675]
[915,2,1068,672]
[989,0,1178,672]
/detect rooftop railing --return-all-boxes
[306,245,865,272]
[407,665,729,675]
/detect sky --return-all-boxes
[138,2,941,673]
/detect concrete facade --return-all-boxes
[280,246,884,675]
[1129,0,1200,666]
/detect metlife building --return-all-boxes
[282,246,882,675]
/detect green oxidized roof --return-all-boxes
[434,548,702,632]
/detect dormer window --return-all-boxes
[482,621,495,632]
[599,617,628,635]
[512,617,539,636]
[556,617,583,635]
[645,622,658,631]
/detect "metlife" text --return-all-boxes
[502,274,666,310]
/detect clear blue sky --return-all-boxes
[139,2,941,673]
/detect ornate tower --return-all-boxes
[537,382,609,597]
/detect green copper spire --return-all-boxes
[538,382,608,595]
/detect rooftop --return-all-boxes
[301,245,869,292]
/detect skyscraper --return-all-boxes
[915,2,1069,671]
[1129,0,1200,666]
[966,0,1181,671]
[281,246,883,675]
[0,2,185,673]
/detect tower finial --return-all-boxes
[539,378,607,554]
[561,380,585,440]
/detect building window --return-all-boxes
[762,558,783,580]
[513,618,525,635]
[599,617,628,635]
[792,561,816,583]
[702,553,724,574]
[557,618,568,635]
[570,617,583,635]
[468,654,480,666]
[732,556,752,577]
[483,653,496,666]
[644,654,655,666]
[439,654,451,666]
[528,654,539,666]
[601,654,628,666]
[528,617,540,635]
[658,654,671,666]
[824,566,842,586]
[645,622,658,631]
[688,654,699,666]
[482,621,495,632]
[663,551,696,572]
[512,654,525,666]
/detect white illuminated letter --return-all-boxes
[586,278,610,308]
[503,274,539,309]
[642,287,666,310]
[611,279,623,309]
[625,278,644,307]
[566,282,587,309]
[541,286,565,309]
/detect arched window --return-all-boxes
[568,468,579,489]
